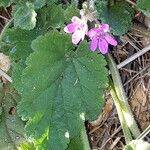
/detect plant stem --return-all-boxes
[110,86,132,144]
[107,53,141,138]
[81,125,91,150]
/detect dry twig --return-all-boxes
[117,44,150,69]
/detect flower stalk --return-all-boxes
[110,85,132,144]
[107,53,141,140]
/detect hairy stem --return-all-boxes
[107,53,141,138]
[110,86,132,144]
[81,125,91,150]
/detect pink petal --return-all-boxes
[64,23,77,33]
[71,16,81,23]
[105,34,117,46]
[72,30,83,44]
[81,31,86,41]
[90,37,98,52]
[87,29,98,39]
[82,23,88,35]
[101,24,109,32]
[98,39,108,54]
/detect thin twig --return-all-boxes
[99,126,122,149]
[117,44,150,69]
[123,64,150,86]
[0,18,13,83]
[109,137,122,150]
[125,0,137,7]
[137,124,150,140]
[0,18,13,41]
[0,69,12,82]
[123,35,140,51]
[0,15,9,21]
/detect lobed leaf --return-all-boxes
[12,2,37,30]
[3,3,67,92]
[96,0,134,35]
[3,27,45,92]
[17,31,108,149]
[33,0,58,8]
[0,84,27,150]
[0,0,10,7]
[45,4,65,28]
[34,0,46,9]
[137,0,150,17]
[64,4,80,22]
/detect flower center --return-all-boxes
[77,22,87,31]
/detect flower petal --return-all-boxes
[64,23,77,33]
[101,24,109,32]
[71,16,81,23]
[98,39,108,54]
[82,22,88,35]
[90,37,98,52]
[72,30,83,44]
[87,28,98,39]
[105,34,117,46]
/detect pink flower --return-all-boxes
[87,24,117,54]
[64,16,88,45]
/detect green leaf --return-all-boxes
[3,27,45,91]
[17,31,108,149]
[19,143,35,150]
[12,2,37,30]
[3,3,64,92]
[96,0,134,35]
[46,0,57,5]
[45,4,65,28]
[34,0,46,9]
[137,0,150,17]
[0,85,27,150]
[67,126,90,150]
[33,0,58,9]
[11,62,26,93]
[64,4,80,22]
[35,4,65,29]
[0,0,10,7]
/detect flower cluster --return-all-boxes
[64,16,117,54]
